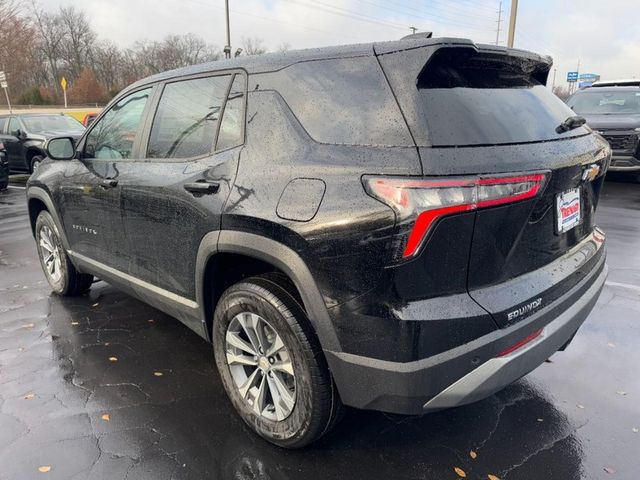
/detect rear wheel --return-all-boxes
[35,211,93,296]
[213,275,342,448]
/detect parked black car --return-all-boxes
[0,144,8,190]
[27,37,610,448]
[0,113,85,173]
[567,86,640,179]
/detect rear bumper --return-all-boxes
[326,249,607,415]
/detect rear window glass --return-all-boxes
[261,57,412,146]
[416,49,585,146]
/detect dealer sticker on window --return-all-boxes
[556,188,581,234]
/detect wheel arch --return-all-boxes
[27,187,70,250]
[196,231,340,352]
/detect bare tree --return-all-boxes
[242,37,267,56]
[58,6,96,80]
[276,42,291,53]
[0,0,39,102]
[30,0,64,93]
[91,40,122,95]
[553,85,572,101]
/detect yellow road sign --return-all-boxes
[60,77,67,91]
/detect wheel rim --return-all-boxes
[39,225,62,283]
[225,312,296,421]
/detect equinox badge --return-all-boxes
[507,298,543,321]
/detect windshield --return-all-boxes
[569,90,640,114]
[21,115,84,133]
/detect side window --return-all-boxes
[85,88,151,160]
[0,117,6,133]
[147,75,231,159]
[8,117,21,136]
[216,73,246,151]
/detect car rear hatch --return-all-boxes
[375,40,610,328]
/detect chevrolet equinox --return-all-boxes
[27,36,610,448]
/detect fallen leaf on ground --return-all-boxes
[153,371,164,377]
[577,404,585,409]
[24,393,35,400]
[488,475,501,480]
[454,467,466,478]
[38,466,51,473]
[537,418,544,422]
[92,303,99,307]
[469,450,477,459]
[108,357,118,362]
[604,467,616,474]
[104,342,110,346]
[101,414,110,421]
[616,390,627,396]
[148,319,155,323]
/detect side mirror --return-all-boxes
[46,137,75,160]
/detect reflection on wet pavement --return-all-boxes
[1,179,638,479]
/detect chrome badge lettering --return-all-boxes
[72,224,98,235]
[507,298,542,321]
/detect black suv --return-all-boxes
[27,37,610,448]
[0,113,85,173]
[567,86,640,179]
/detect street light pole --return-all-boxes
[507,0,518,48]
[224,0,231,59]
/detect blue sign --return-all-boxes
[567,71,579,82]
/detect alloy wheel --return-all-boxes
[39,225,62,283]
[225,312,296,421]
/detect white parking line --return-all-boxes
[606,281,640,293]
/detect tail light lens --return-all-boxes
[363,172,548,260]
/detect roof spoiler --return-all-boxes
[401,32,433,40]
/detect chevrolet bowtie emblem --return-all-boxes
[582,164,601,182]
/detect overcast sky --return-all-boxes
[43,0,639,85]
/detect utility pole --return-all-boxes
[409,26,417,35]
[224,0,231,59]
[507,0,518,48]
[495,1,503,45]
[552,68,557,90]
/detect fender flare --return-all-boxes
[195,230,341,352]
[26,186,71,251]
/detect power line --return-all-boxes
[278,0,419,31]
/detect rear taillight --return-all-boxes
[363,172,548,260]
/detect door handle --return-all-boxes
[184,181,220,195]
[99,178,118,189]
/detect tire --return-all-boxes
[35,211,93,296]
[213,274,343,448]
[30,155,44,174]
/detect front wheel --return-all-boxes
[213,275,343,448]
[30,155,44,174]
[35,211,93,295]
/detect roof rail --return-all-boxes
[401,32,433,40]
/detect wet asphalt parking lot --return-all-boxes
[0,177,638,480]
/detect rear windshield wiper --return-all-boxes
[556,115,587,134]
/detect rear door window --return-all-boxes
[0,117,6,133]
[147,74,231,159]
